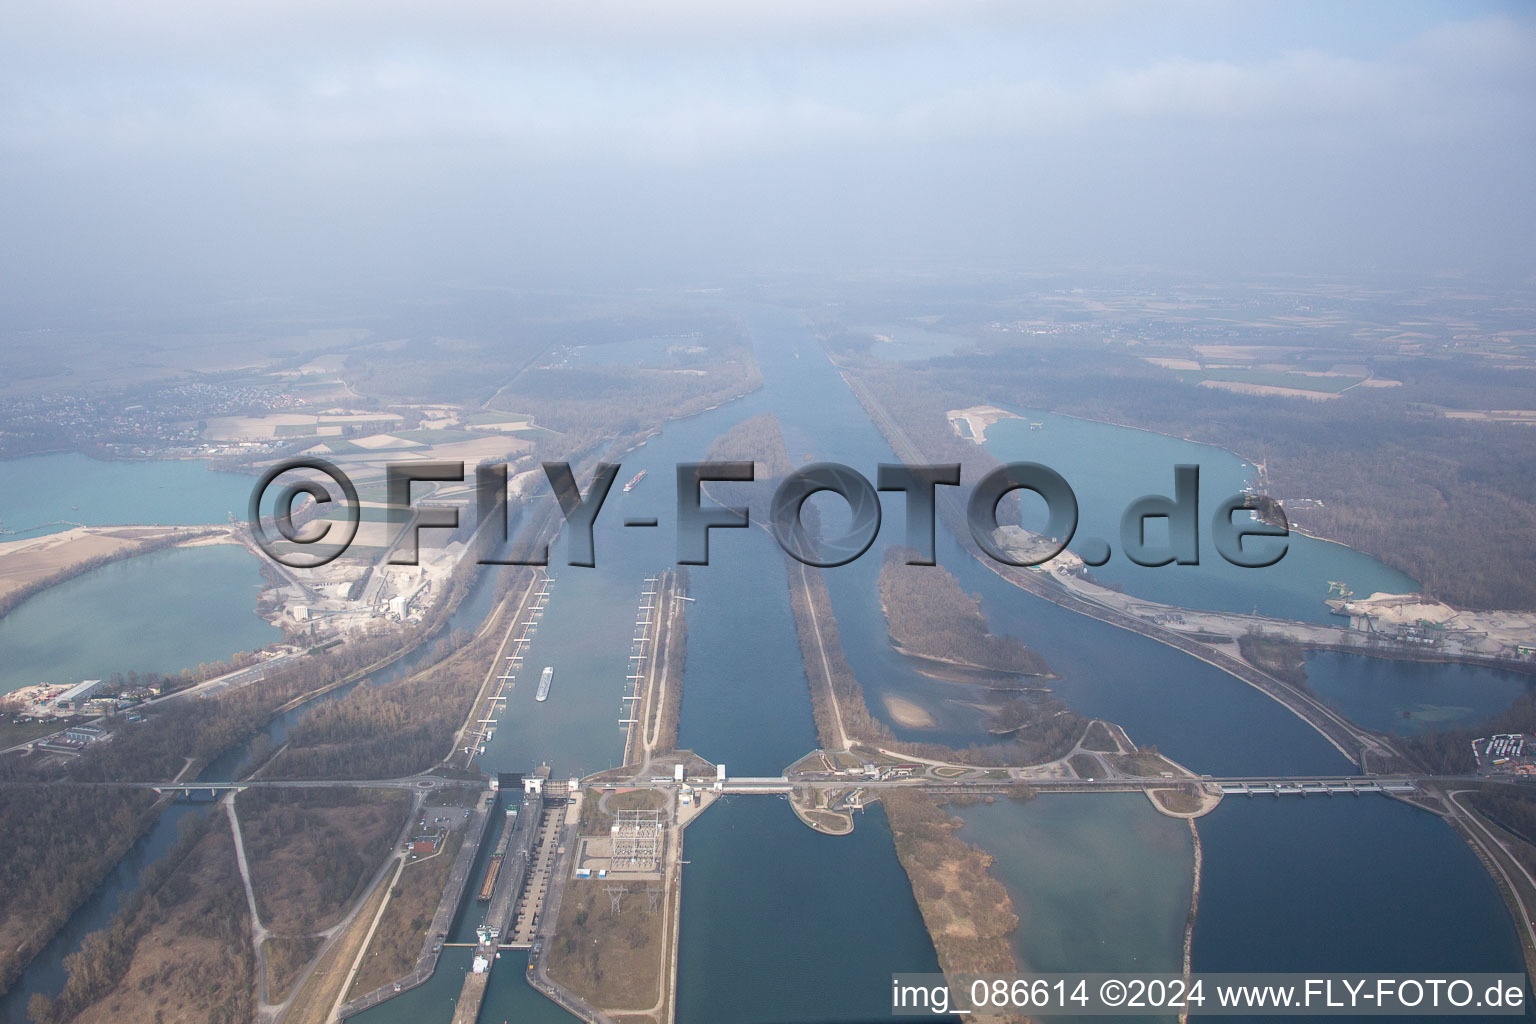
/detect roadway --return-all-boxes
[4,770,1510,796]
[338,792,496,1019]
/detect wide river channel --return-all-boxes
[1,305,1526,1023]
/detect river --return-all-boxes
[0,802,211,1024]
[0,526,504,1019]
[4,304,1527,1023]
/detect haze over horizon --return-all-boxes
[1,0,1533,304]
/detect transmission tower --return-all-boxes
[605,885,626,915]
[645,885,663,914]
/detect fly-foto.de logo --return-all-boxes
[248,458,1288,571]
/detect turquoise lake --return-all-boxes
[6,304,1528,1023]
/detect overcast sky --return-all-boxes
[1,1,1532,303]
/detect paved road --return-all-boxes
[1445,789,1536,968]
[0,774,463,791]
[339,794,495,1019]
[4,770,1514,794]
[527,815,616,1024]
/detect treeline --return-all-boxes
[840,346,1536,609]
[46,627,416,783]
[784,556,895,750]
[702,416,906,755]
[489,316,762,449]
[243,514,545,782]
[57,515,507,784]
[0,473,519,1008]
[0,529,217,620]
[784,551,1072,766]
[704,412,796,478]
[882,789,1022,1014]
[341,331,551,406]
[1237,631,1309,687]
[1464,790,1536,878]
[26,809,252,1024]
[896,730,1088,768]
[648,569,690,756]
[1466,790,1536,849]
[348,306,742,408]
[990,696,1086,762]
[0,787,159,997]
[237,788,410,933]
[1399,691,1536,774]
[267,632,484,779]
[506,360,761,444]
[879,547,1052,677]
[0,603,423,1003]
[701,412,802,533]
[103,647,264,700]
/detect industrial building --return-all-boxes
[52,679,105,710]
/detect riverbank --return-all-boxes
[624,569,688,772]
[337,791,492,1018]
[0,787,165,1001]
[1180,818,1203,1024]
[842,366,1403,770]
[878,547,1054,680]
[26,806,256,1024]
[0,524,225,618]
[883,789,1025,1024]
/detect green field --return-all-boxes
[464,410,530,426]
[1184,368,1363,393]
[3,715,75,747]
[311,438,368,454]
[322,506,406,523]
[390,428,481,443]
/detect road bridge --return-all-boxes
[17,771,1485,799]
[31,775,462,794]
[1216,779,1416,796]
[603,769,1445,798]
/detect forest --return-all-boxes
[703,412,796,478]
[0,521,515,1004]
[0,786,159,999]
[40,628,416,784]
[878,547,1053,677]
[881,788,1023,1020]
[27,809,255,1024]
[840,342,1536,610]
[487,311,763,453]
[1465,790,1536,876]
[1400,691,1536,775]
[236,788,410,935]
[700,411,797,525]
[267,624,490,779]
[1236,631,1309,687]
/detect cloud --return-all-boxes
[0,2,1530,292]
[2,8,1528,162]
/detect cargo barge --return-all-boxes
[476,807,518,902]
